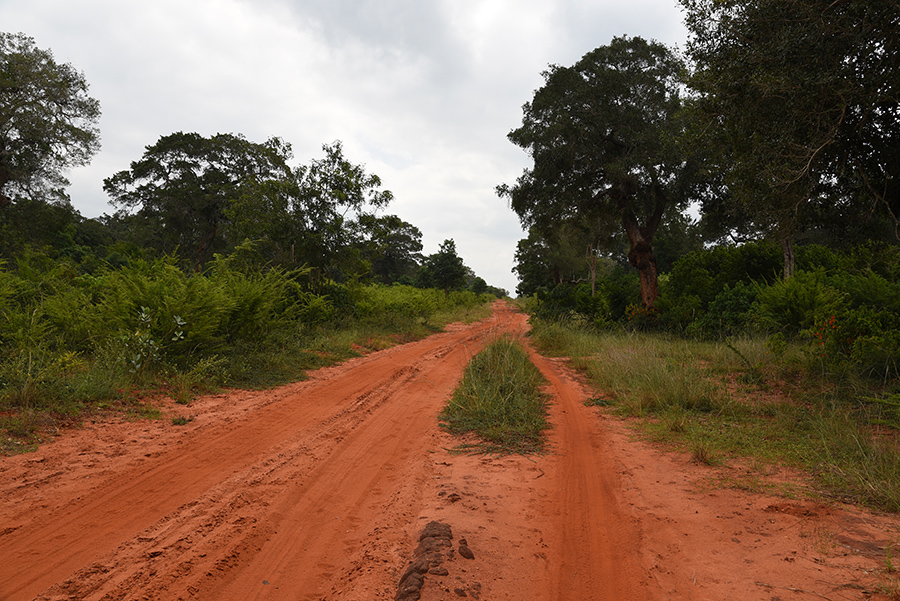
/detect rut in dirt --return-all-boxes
[0,302,644,601]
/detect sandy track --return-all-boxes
[2,302,899,600]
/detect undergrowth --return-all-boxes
[440,336,549,454]
[530,318,900,513]
[0,255,494,453]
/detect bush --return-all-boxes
[688,282,759,339]
[754,270,845,337]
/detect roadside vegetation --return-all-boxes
[0,247,495,454]
[526,243,900,512]
[0,34,509,454]
[441,336,549,454]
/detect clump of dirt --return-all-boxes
[395,521,454,601]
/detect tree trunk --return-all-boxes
[194,224,219,272]
[628,239,660,308]
[782,234,795,280]
[621,210,661,308]
[587,244,597,297]
[611,176,667,309]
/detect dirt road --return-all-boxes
[1,302,897,600]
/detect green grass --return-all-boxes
[440,336,549,454]
[529,318,900,512]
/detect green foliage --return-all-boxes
[104,132,295,270]
[441,337,549,454]
[501,35,695,307]
[0,32,101,209]
[0,247,493,424]
[681,0,900,242]
[688,282,759,339]
[530,282,607,325]
[419,239,467,293]
[755,271,845,336]
[660,240,781,310]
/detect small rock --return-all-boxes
[458,541,475,560]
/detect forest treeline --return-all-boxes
[2,0,900,430]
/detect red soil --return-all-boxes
[1,302,897,600]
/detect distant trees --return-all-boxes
[0,32,101,209]
[104,132,294,270]
[101,135,499,291]
[499,36,695,308]
[416,239,468,293]
[0,33,499,296]
[353,214,423,284]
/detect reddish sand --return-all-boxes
[1,302,898,600]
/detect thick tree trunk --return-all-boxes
[609,176,667,308]
[628,239,660,308]
[622,207,659,309]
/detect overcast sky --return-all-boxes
[1,0,687,294]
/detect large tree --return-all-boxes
[499,36,693,308]
[104,132,294,270]
[293,141,394,281]
[0,32,101,209]
[681,0,900,275]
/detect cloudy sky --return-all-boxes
[1,0,687,294]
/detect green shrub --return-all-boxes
[688,282,759,339]
[663,241,781,311]
[754,270,845,336]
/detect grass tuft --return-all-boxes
[441,337,549,454]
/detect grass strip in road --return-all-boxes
[440,337,549,454]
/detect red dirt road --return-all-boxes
[1,302,898,600]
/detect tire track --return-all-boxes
[2,311,507,601]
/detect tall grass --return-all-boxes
[441,337,549,454]
[529,318,900,512]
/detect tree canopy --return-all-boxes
[103,132,294,270]
[0,32,101,209]
[499,36,693,307]
[417,239,468,293]
[681,0,900,274]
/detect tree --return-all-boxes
[499,36,693,308]
[0,32,101,209]
[104,132,294,270]
[421,239,467,293]
[226,140,395,282]
[680,0,900,277]
[292,141,394,281]
[353,213,423,284]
